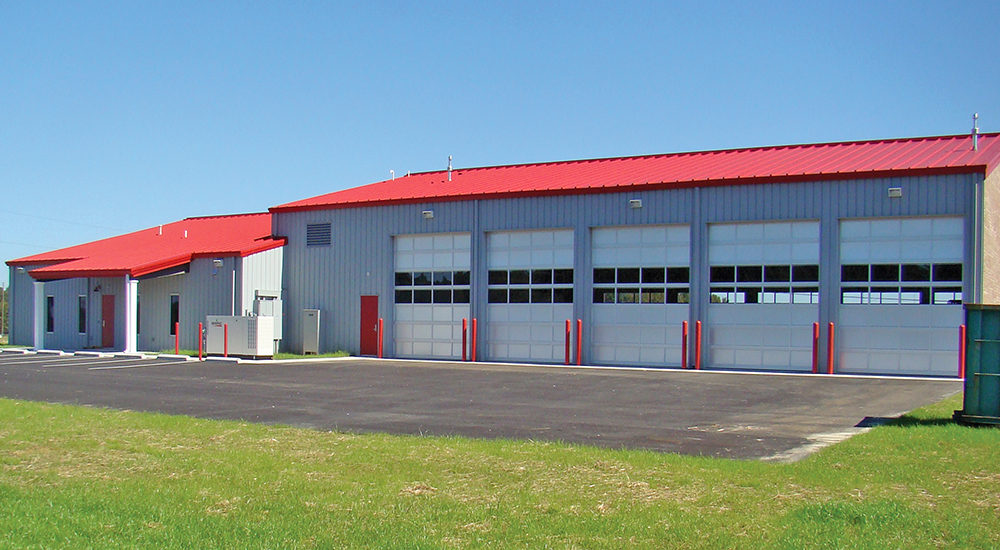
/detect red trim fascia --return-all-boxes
[30,269,129,281]
[130,255,196,278]
[7,258,81,268]
[269,165,987,214]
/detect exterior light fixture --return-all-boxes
[888,187,903,198]
[213,259,224,268]
[629,199,643,209]
[421,210,434,219]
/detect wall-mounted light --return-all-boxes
[629,199,643,209]
[92,284,101,293]
[888,187,903,198]
[213,259,224,268]
[421,210,434,219]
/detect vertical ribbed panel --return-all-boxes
[275,174,978,358]
[241,247,283,314]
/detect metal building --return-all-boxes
[269,133,1000,376]
[6,214,285,352]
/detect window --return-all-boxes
[489,268,574,304]
[78,296,87,334]
[169,295,179,334]
[394,271,470,304]
[593,266,689,304]
[306,223,332,247]
[710,264,819,304]
[840,263,962,305]
[46,296,54,333]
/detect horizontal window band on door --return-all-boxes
[840,263,962,305]
[394,271,470,304]
[592,266,690,304]
[708,264,819,304]
[487,268,574,304]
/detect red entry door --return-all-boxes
[360,295,379,356]
[101,295,115,348]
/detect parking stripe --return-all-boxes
[89,360,186,370]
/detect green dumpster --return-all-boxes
[954,305,1000,426]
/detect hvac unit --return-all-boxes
[206,315,275,358]
[302,309,320,354]
[252,290,282,340]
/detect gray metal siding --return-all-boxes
[36,278,89,350]
[8,266,35,346]
[276,173,979,361]
[137,274,182,352]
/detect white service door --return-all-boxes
[707,221,820,371]
[591,225,691,367]
[486,229,574,363]
[394,233,471,359]
[838,217,964,376]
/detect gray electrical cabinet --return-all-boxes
[302,309,320,354]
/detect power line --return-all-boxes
[0,209,125,232]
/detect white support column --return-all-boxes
[124,276,138,353]
[33,281,45,350]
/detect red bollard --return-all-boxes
[682,320,689,369]
[174,322,180,355]
[377,318,384,358]
[198,322,203,361]
[565,319,571,365]
[959,324,967,379]
[462,318,468,362]
[827,322,835,375]
[811,322,820,374]
[224,323,229,357]
[471,318,478,362]
[694,321,702,370]
[576,318,583,366]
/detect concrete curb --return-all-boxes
[75,351,113,358]
[0,348,33,355]
[203,356,241,364]
[113,353,151,359]
[36,350,68,356]
[155,354,197,361]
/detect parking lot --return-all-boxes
[0,350,961,460]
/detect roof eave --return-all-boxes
[268,165,989,214]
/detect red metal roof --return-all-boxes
[271,133,1000,213]
[7,213,285,281]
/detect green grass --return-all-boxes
[155,349,349,359]
[0,395,997,548]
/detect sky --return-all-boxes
[2,0,999,286]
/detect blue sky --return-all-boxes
[2,1,998,286]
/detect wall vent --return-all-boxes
[306,223,332,247]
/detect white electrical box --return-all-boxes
[302,309,320,354]
[206,315,275,358]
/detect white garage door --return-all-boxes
[487,229,574,363]
[394,233,471,359]
[838,217,963,376]
[591,225,690,367]
[707,221,820,371]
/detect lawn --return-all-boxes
[0,395,997,548]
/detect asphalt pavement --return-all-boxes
[0,350,961,460]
